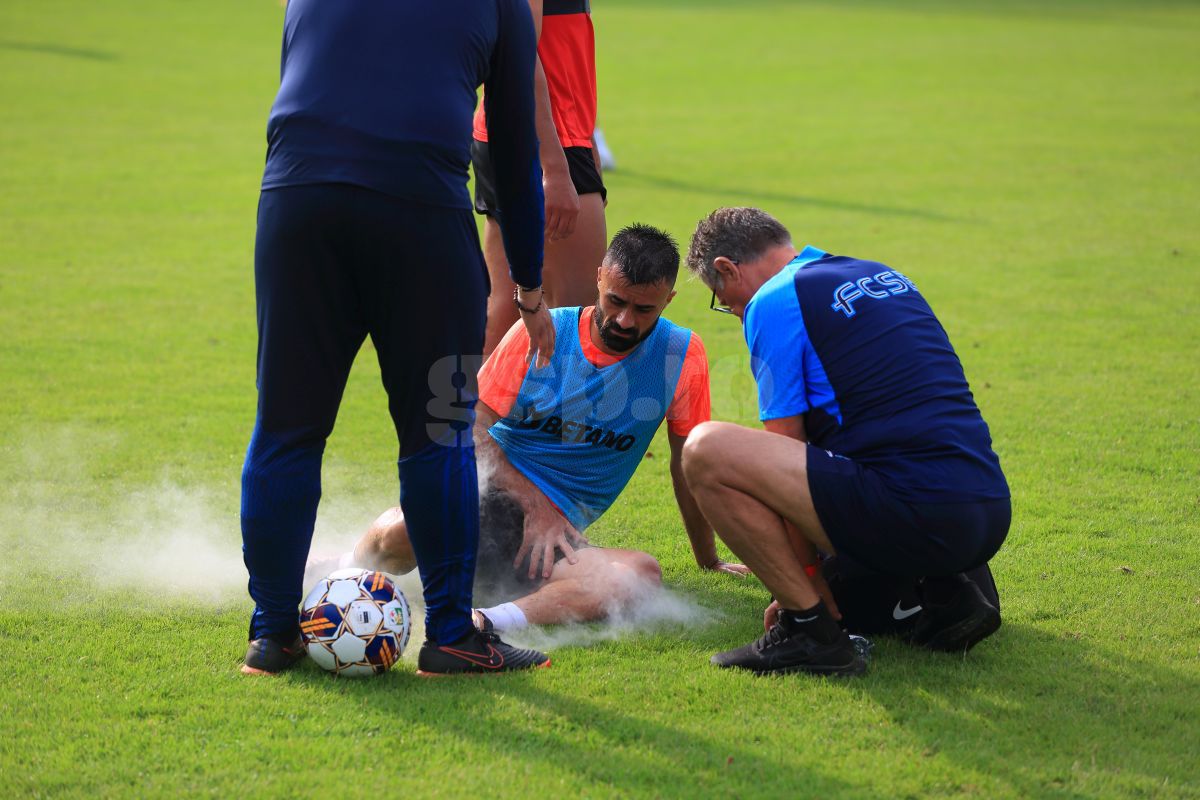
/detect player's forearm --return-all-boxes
[534,58,568,175]
[473,423,544,513]
[671,455,720,567]
[485,0,544,288]
[590,133,603,174]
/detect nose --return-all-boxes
[615,308,635,328]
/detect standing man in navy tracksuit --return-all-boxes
[241,0,557,676]
[682,207,1010,677]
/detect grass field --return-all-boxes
[2,0,1199,796]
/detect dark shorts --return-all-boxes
[473,490,588,605]
[822,554,1000,637]
[471,139,606,217]
[806,445,1010,578]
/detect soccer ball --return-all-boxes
[300,568,411,677]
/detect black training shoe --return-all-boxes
[912,577,1001,653]
[416,627,550,676]
[711,623,867,677]
[242,634,306,676]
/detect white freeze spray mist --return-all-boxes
[364,442,725,656]
[0,428,390,608]
[0,428,718,654]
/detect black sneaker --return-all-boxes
[416,626,550,676]
[241,634,306,676]
[912,577,1001,652]
[711,623,867,677]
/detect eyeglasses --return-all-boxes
[709,259,736,314]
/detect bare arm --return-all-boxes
[473,401,543,511]
[528,0,579,241]
[670,431,751,576]
[474,400,586,579]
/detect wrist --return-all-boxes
[514,286,544,314]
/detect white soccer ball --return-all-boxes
[300,568,411,676]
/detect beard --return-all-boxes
[593,305,657,353]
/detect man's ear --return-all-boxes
[713,256,739,284]
[663,288,678,308]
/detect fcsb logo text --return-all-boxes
[830,270,918,318]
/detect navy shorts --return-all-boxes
[806,445,1010,578]
[822,554,1000,636]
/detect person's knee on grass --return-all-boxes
[354,507,416,576]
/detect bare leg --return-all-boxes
[542,192,606,309]
[682,421,832,610]
[511,548,662,626]
[354,507,662,626]
[482,218,517,358]
[352,507,417,575]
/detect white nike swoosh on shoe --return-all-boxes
[892,602,923,620]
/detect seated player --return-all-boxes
[338,224,748,634]
[681,207,1011,676]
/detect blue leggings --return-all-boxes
[242,184,487,644]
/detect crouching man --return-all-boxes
[682,207,1010,677]
[334,224,746,636]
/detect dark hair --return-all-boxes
[685,207,792,287]
[603,223,680,287]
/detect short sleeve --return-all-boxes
[744,277,813,421]
[477,320,534,418]
[666,334,712,437]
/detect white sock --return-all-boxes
[478,602,528,633]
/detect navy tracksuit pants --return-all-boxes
[242,183,486,645]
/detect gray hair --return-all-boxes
[685,207,792,288]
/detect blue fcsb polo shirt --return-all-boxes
[743,248,1009,503]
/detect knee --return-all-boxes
[681,421,730,488]
[606,552,661,599]
[630,552,662,587]
[370,508,411,559]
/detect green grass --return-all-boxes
[2,0,1199,796]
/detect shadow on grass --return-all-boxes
[612,168,966,223]
[0,40,117,61]
[284,663,856,795]
[268,585,1197,795]
[855,622,1199,795]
